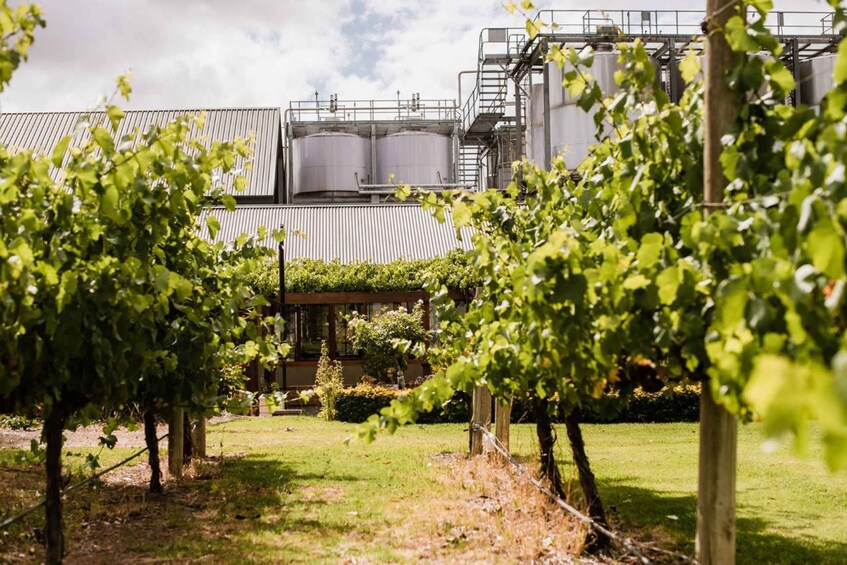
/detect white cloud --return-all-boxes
[0,0,837,112]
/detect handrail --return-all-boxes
[354,172,472,193]
[460,69,508,135]
[288,98,459,123]
[530,9,836,36]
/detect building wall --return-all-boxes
[278,360,426,389]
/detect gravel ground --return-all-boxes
[0,414,244,449]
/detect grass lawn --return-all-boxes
[562,424,847,564]
[1,417,845,563]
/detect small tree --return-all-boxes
[0,17,286,559]
[314,341,344,420]
[346,302,426,382]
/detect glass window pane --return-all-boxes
[336,303,364,357]
[299,305,329,358]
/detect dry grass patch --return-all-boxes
[390,453,589,564]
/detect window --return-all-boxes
[288,295,430,361]
[297,305,329,358]
[335,304,364,358]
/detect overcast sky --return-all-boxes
[0,0,834,113]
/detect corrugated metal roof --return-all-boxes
[0,108,280,199]
[199,204,474,263]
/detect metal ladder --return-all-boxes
[458,144,481,189]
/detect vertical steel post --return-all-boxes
[514,77,524,159]
[541,41,553,169]
[669,38,680,103]
[371,124,379,203]
[790,37,801,106]
[286,122,294,203]
[452,123,460,184]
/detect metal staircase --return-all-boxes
[462,70,508,142]
[458,144,481,188]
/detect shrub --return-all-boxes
[335,384,405,423]
[335,384,469,424]
[0,414,38,430]
[607,385,701,423]
[346,303,426,383]
[509,385,701,424]
[334,385,698,425]
[314,341,344,421]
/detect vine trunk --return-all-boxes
[534,396,566,500]
[144,410,163,494]
[564,408,610,552]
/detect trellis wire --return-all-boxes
[0,432,169,530]
[472,423,698,564]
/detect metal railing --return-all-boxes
[476,26,526,64]
[530,9,838,39]
[288,98,459,123]
[458,8,839,188]
[461,8,838,134]
[461,70,508,134]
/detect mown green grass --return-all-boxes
[573,423,847,564]
[1,418,845,564]
[186,418,469,563]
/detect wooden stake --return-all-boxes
[469,385,492,456]
[494,397,512,453]
[168,407,184,479]
[44,407,65,564]
[193,416,207,459]
[699,1,741,563]
[257,305,267,391]
[698,385,738,563]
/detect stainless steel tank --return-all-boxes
[526,83,546,167]
[375,131,452,185]
[546,52,658,167]
[798,55,836,106]
[694,53,773,99]
[550,105,600,167]
[547,51,626,108]
[292,132,370,195]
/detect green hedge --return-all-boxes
[510,385,701,424]
[334,384,700,424]
[334,384,469,424]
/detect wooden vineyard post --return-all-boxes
[469,385,492,456]
[168,407,184,479]
[256,305,267,392]
[699,0,740,563]
[193,415,207,459]
[494,397,512,454]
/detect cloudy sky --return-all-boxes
[0,0,835,113]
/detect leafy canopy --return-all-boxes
[356,1,847,470]
[245,248,479,297]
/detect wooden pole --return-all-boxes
[494,397,512,453]
[257,305,267,392]
[699,1,740,563]
[44,407,65,564]
[192,415,207,459]
[168,407,184,479]
[469,385,492,456]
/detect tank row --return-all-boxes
[289,130,455,200]
[524,50,836,171]
[278,28,839,201]
[526,51,659,168]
